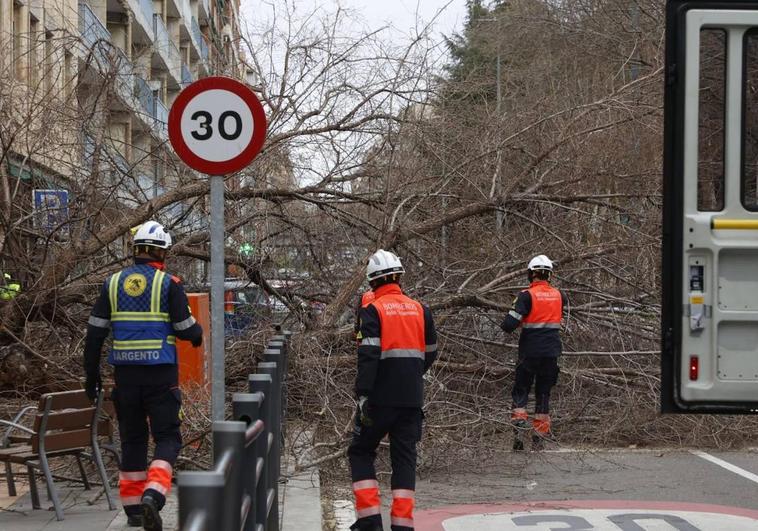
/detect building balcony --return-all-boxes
[134,76,157,129]
[181,62,193,87]
[79,3,110,66]
[190,17,209,63]
[154,98,169,140]
[79,4,136,109]
[153,14,182,85]
[198,0,210,23]
[112,48,137,110]
[126,0,155,45]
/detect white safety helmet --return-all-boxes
[527,254,553,271]
[133,221,172,250]
[366,249,405,281]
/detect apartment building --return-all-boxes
[0,0,246,280]
[0,0,245,193]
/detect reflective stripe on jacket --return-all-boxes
[501,280,563,358]
[107,264,177,366]
[374,291,426,361]
[356,283,437,407]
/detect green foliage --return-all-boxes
[442,0,507,105]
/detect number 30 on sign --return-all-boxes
[168,76,267,175]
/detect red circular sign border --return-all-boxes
[168,76,267,175]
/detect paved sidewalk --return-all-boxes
[0,481,178,531]
[0,429,325,530]
[280,430,323,531]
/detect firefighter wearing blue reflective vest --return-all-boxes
[349,250,438,531]
[501,255,565,452]
[83,221,202,531]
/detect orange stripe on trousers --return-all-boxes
[391,495,414,519]
[354,486,380,511]
[146,460,173,496]
[533,415,551,434]
[119,478,146,498]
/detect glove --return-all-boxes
[191,335,203,348]
[358,396,372,427]
[85,372,102,401]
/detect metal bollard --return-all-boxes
[249,374,273,530]
[256,362,280,531]
[177,469,224,531]
[233,392,264,531]
[269,338,289,427]
[213,421,247,531]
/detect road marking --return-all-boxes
[691,450,758,485]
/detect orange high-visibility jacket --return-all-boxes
[502,280,564,358]
[356,283,437,407]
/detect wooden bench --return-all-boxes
[0,389,116,520]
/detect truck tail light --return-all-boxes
[690,356,699,381]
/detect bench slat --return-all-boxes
[38,390,91,411]
[38,408,95,431]
[33,429,90,453]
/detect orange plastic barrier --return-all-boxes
[178,293,210,389]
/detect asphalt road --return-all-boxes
[413,447,758,530]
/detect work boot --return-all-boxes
[512,419,529,452]
[532,431,554,452]
[141,494,163,531]
[126,514,143,527]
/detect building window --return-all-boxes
[697,29,726,212]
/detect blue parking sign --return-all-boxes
[33,189,69,237]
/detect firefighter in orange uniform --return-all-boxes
[354,289,375,337]
[501,254,565,451]
[348,250,438,531]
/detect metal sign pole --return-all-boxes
[210,174,225,421]
[169,77,266,422]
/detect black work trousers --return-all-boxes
[511,356,560,414]
[348,405,422,529]
[112,384,182,502]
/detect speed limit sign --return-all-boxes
[167,76,267,422]
[168,76,267,175]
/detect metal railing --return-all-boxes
[134,76,155,118]
[178,332,291,531]
[154,98,169,138]
[191,17,209,61]
[136,0,155,29]
[79,3,111,66]
[181,62,193,86]
[153,14,182,80]
[112,47,136,105]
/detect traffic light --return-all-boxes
[239,242,254,258]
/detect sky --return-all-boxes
[243,0,467,44]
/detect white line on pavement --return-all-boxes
[691,450,758,485]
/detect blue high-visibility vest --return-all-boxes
[107,264,177,366]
